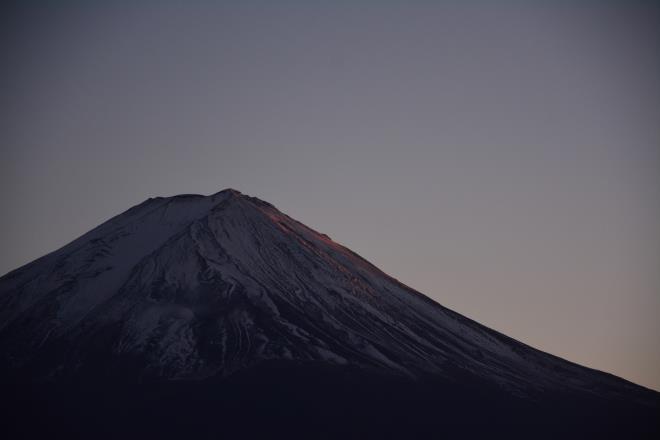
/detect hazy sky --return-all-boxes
[2,2,659,390]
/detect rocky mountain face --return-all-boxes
[1,189,657,439]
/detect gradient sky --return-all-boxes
[2,2,659,390]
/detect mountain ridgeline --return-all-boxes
[1,189,657,439]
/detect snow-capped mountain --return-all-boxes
[1,189,657,438]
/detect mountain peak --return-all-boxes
[212,187,243,197]
[141,188,283,218]
[144,188,244,204]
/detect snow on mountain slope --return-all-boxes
[0,189,655,405]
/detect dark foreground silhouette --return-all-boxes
[4,361,659,439]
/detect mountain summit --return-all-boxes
[1,189,657,438]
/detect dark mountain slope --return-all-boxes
[1,189,657,438]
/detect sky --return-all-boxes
[2,2,659,390]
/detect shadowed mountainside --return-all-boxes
[1,189,657,438]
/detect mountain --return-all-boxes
[1,189,657,439]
